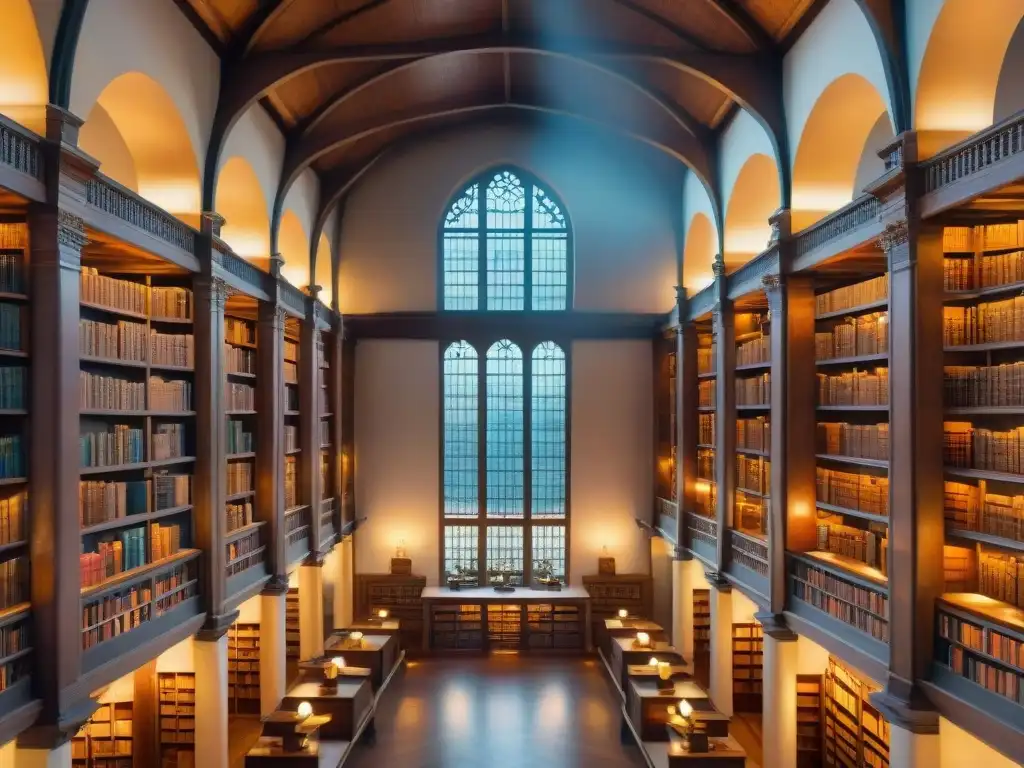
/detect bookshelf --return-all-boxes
[282,315,308,558]
[693,588,711,690]
[431,603,483,651]
[655,337,677,509]
[78,267,196,630]
[797,673,824,768]
[526,603,583,650]
[286,586,300,659]
[486,603,522,651]
[823,656,889,767]
[227,621,260,714]
[790,553,889,642]
[158,671,196,768]
[734,312,770,540]
[318,328,337,542]
[810,275,891,588]
[732,621,763,712]
[354,574,426,651]
[71,701,134,768]
[224,306,258,580]
[695,327,717,519]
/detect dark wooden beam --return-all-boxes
[239,0,295,56]
[780,0,829,52]
[50,0,92,107]
[607,0,712,50]
[171,0,229,57]
[289,0,395,50]
[707,0,776,51]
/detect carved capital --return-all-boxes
[870,677,939,734]
[760,273,781,292]
[269,251,285,278]
[711,253,726,278]
[211,277,232,308]
[195,610,240,642]
[704,570,731,592]
[201,211,226,238]
[45,105,85,147]
[753,611,796,641]
[261,575,290,596]
[877,219,909,253]
[274,305,289,328]
[767,207,792,246]
[57,210,87,252]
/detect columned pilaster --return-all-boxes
[671,560,694,660]
[756,612,799,768]
[193,630,231,768]
[712,256,734,570]
[888,724,941,768]
[298,559,326,660]
[259,579,288,717]
[256,297,287,580]
[13,743,71,768]
[707,574,733,717]
[674,286,696,655]
[299,291,321,549]
[338,536,355,628]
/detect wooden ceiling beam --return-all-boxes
[238,0,294,56]
[706,0,776,50]
[606,0,711,50]
[289,0,396,50]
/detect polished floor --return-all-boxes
[344,656,647,768]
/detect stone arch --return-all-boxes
[682,171,720,293]
[0,0,49,133]
[215,156,271,262]
[914,0,1024,156]
[723,153,780,267]
[314,232,333,308]
[279,210,310,290]
[791,74,891,231]
[78,72,202,222]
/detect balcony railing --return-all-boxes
[225,522,266,580]
[730,530,769,577]
[85,173,199,256]
[0,603,32,719]
[321,498,337,543]
[0,117,42,180]
[794,194,881,262]
[285,505,311,565]
[280,280,307,317]
[923,111,1024,194]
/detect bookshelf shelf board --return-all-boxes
[81,504,193,536]
[815,353,889,367]
[698,371,717,380]
[816,501,888,525]
[735,361,771,372]
[945,407,1024,416]
[149,316,193,325]
[80,355,147,369]
[225,410,257,416]
[945,279,1024,302]
[226,370,256,379]
[226,490,255,503]
[284,357,297,364]
[320,443,331,450]
[815,297,889,321]
[225,521,264,544]
[736,447,768,457]
[697,443,715,450]
[80,462,149,476]
[0,410,27,416]
[226,340,257,350]
[697,406,716,412]
[736,487,767,499]
[0,539,26,556]
[0,477,26,486]
[0,350,27,359]
[941,592,1024,636]
[148,410,196,418]
[0,646,32,668]
[737,404,771,411]
[803,550,889,588]
[944,466,1024,484]
[945,526,1024,553]
[0,602,30,625]
[79,301,148,321]
[817,405,889,412]
[80,548,200,598]
[945,340,1024,353]
[150,456,195,469]
[284,448,301,455]
[284,410,300,417]
[321,412,333,419]
[284,504,310,516]
[149,363,194,374]
[815,454,889,469]
[227,452,255,461]
[284,380,298,387]
[79,410,148,417]
[0,293,28,303]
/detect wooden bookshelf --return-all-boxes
[693,588,711,690]
[695,327,717,520]
[823,656,889,768]
[526,603,583,650]
[224,307,259,575]
[732,621,763,712]
[655,336,677,510]
[354,574,426,650]
[158,671,196,767]
[283,317,301,551]
[286,586,300,659]
[71,700,134,768]
[431,603,483,651]
[486,603,522,651]
[227,621,260,715]
[797,673,824,768]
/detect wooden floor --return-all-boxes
[344,656,648,768]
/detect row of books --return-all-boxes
[225,346,255,375]
[227,462,252,495]
[0,366,25,409]
[736,373,770,405]
[944,422,1024,474]
[150,331,194,368]
[943,299,1024,346]
[817,467,889,516]
[319,420,330,447]
[939,612,1023,669]
[227,420,253,454]
[817,368,889,406]
[736,334,769,366]
[226,501,252,533]
[152,424,186,460]
[944,256,975,292]
[80,269,148,315]
[284,425,298,452]
[319,387,329,414]
[284,339,298,362]
[150,287,192,320]
[81,584,151,649]
[946,646,1024,705]
[697,344,716,376]
[698,380,715,408]
[80,425,143,468]
[0,436,23,480]
[734,496,767,535]
[285,386,299,411]
[81,527,147,585]
[0,492,25,544]
[227,528,262,563]
[226,382,254,411]
[225,319,255,346]
[736,455,769,495]
[815,275,888,317]
[0,622,27,659]
[945,481,1024,542]
[697,448,715,481]
[80,319,147,362]
[978,252,1024,290]
[155,474,190,509]
[978,551,1024,609]
[150,377,192,412]
[944,223,1024,253]
[284,361,298,384]
[0,304,21,352]
[150,522,183,562]
[0,557,27,609]
[284,455,298,509]
[699,413,716,446]
[815,519,888,572]
[79,372,144,411]
[944,363,1024,407]
[736,416,768,451]
[814,313,889,360]
[79,480,150,527]
[817,422,890,460]
[0,243,25,294]
[791,560,889,640]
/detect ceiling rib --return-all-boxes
[706,0,776,50]
[289,0,397,50]
[240,0,293,55]
[606,0,711,50]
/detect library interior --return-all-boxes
[3,0,1024,767]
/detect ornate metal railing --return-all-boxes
[85,174,198,255]
[225,522,266,579]
[730,530,769,577]
[321,498,337,539]
[0,118,42,180]
[219,248,264,293]
[686,281,717,320]
[280,280,307,317]
[656,497,677,520]
[686,512,718,549]
[285,505,311,547]
[923,112,1024,194]
[794,194,881,259]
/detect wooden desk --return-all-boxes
[419,586,592,653]
[335,619,402,652]
[244,737,320,767]
[281,680,373,742]
[601,618,667,658]
[610,637,684,693]
[323,633,397,691]
[627,679,724,741]
[666,735,746,767]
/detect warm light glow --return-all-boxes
[636,632,650,647]
[678,699,693,719]
[695,481,711,494]
[683,211,718,293]
[396,539,407,558]
[618,609,629,619]
[658,661,671,681]
[667,705,677,716]
[378,609,389,620]
[332,657,345,669]
[278,209,311,288]
[215,156,270,258]
[350,631,363,642]
[137,181,201,216]
[723,153,779,265]
[297,701,313,719]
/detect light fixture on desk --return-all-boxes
[657,661,673,692]
[349,631,364,648]
[634,631,651,648]
[648,657,659,666]
[297,701,313,719]
[377,609,389,620]
[321,658,340,693]
[617,608,629,619]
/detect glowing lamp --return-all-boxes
[648,657,659,667]
[377,609,389,620]
[297,701,313,719]
[678,699,693,720]
[349,631,364,648]
[657,661,673,692]
[395,540,407,559]
[618,608,629,619]
[332,657,345,670]
[667,705,677,717]
[636,631,651,648]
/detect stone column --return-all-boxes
[299,561,326,660]
[671,558,694,660]
[259,581,288,717]
[888,724,941,768]
[193,633,230,768]
[757,614,799,768]
[711,256,734,569]
[708,577,733,717]
[13,744,71,768]
[338,536,355,628]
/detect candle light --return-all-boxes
[377,609,389,620]
[658,661,671,681]
[332,657,345,670]
[297,701,313,719]
[617,608,628,619]
[678,699,693,720]
[667,705,677,717]
[636,631,650,648]
[350,631,364,647]
[648,657,659,666]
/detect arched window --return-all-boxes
[441,168,570,311]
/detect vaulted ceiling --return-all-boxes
[177,0,822,228]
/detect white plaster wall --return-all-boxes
[906,0,948,116]
[651,536,674,632]
[783,0,895,171]
[939,717,1020,767]
[218,104,286,226]
[718,109,778,214]
[156,637,195,673]
[853,113,896,194]
[338,123,678,314]
[72,0,219,174]
[995,19,1024,123]
[681,170,720,291]
[354,340,441,582]
[570,341,653,582]
[280,169,320,252]
[28,0,60,72]
[78,103,138,190]
[731,588,760,623]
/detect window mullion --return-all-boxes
[477,346,487,585]
[524,349,533,586]
[525,183,534,310]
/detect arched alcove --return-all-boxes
[215,156,271,261]
[791,73,889,231]
[682,212,717,293]
[79,72,202,222]
[0,0,48,133]
[314,233,333,308]
[723,153,780,267]
[279,210,310,290]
